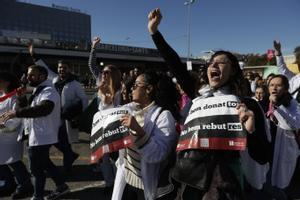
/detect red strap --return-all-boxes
[0,87,26,102]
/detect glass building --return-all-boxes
[0,0,91,49]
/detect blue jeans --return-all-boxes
[28,145,64,198]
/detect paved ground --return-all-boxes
[1,131,300,200]
[1,132,112,200]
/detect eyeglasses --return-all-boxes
[132,82,148,90]
[102,70,111,75]
[207,60,230,66]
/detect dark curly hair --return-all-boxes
[143,70,181,121]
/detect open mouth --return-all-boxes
[210,71,220,80]
[271,91,278,95]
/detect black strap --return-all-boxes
[154,108,177,190]
[291,86,300,95]
[291,86,300,103]
[154,107,164,123]
[28,85,47,104]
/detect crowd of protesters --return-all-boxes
[0,7,300,200]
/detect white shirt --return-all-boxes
[276,56,300,98]
[0,95,24,164]
[25,80,61,146]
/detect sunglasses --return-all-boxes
[132,82,148,90]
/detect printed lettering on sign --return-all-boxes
[90,107,133,163]
[177,95,247,151]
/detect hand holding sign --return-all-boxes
[177,95,248,151]
[120,114,145,137]
[91,107,133,163]
[236,103,255,134]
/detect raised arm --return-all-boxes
[28,41,38,62]
[88,37,101,80]
[29,42,57,80]
[148,8,197,99]
[274,40,295,79]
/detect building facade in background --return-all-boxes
[0,0,204,83]
[0,0,91,50]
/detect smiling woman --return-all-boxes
[207,51,245,96]
[148,8,270,200]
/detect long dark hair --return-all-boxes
[143,70,181,121]
[0,71,21,92]
[208,51,250,97]
[105,64,122,94]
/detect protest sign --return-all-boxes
[90,107,132,163]
[177,95,247,151]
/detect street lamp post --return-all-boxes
[184,0,195,69]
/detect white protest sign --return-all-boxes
[90,107,132,163]
[177,95,247,151]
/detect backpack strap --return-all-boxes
[291,85,300,95]
[291,86,300,103]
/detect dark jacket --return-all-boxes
[152,31,270,198]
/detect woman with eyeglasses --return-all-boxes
[104,70,181,200]
[147,8,270,199]
[0,71,33,198]
[88,37,123,189]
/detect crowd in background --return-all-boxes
[0,7,300,200]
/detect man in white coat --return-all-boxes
[52,60,88,173]
[274,41,300,100]
[28,44,88,173]
[3,65,69,200]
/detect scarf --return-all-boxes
[133,101,155,127]
[266,103,278,124]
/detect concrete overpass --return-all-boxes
[0,43,204,80]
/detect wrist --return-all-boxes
[148,27,158,35]
[275,51,282,56]
[8,110,17,119]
